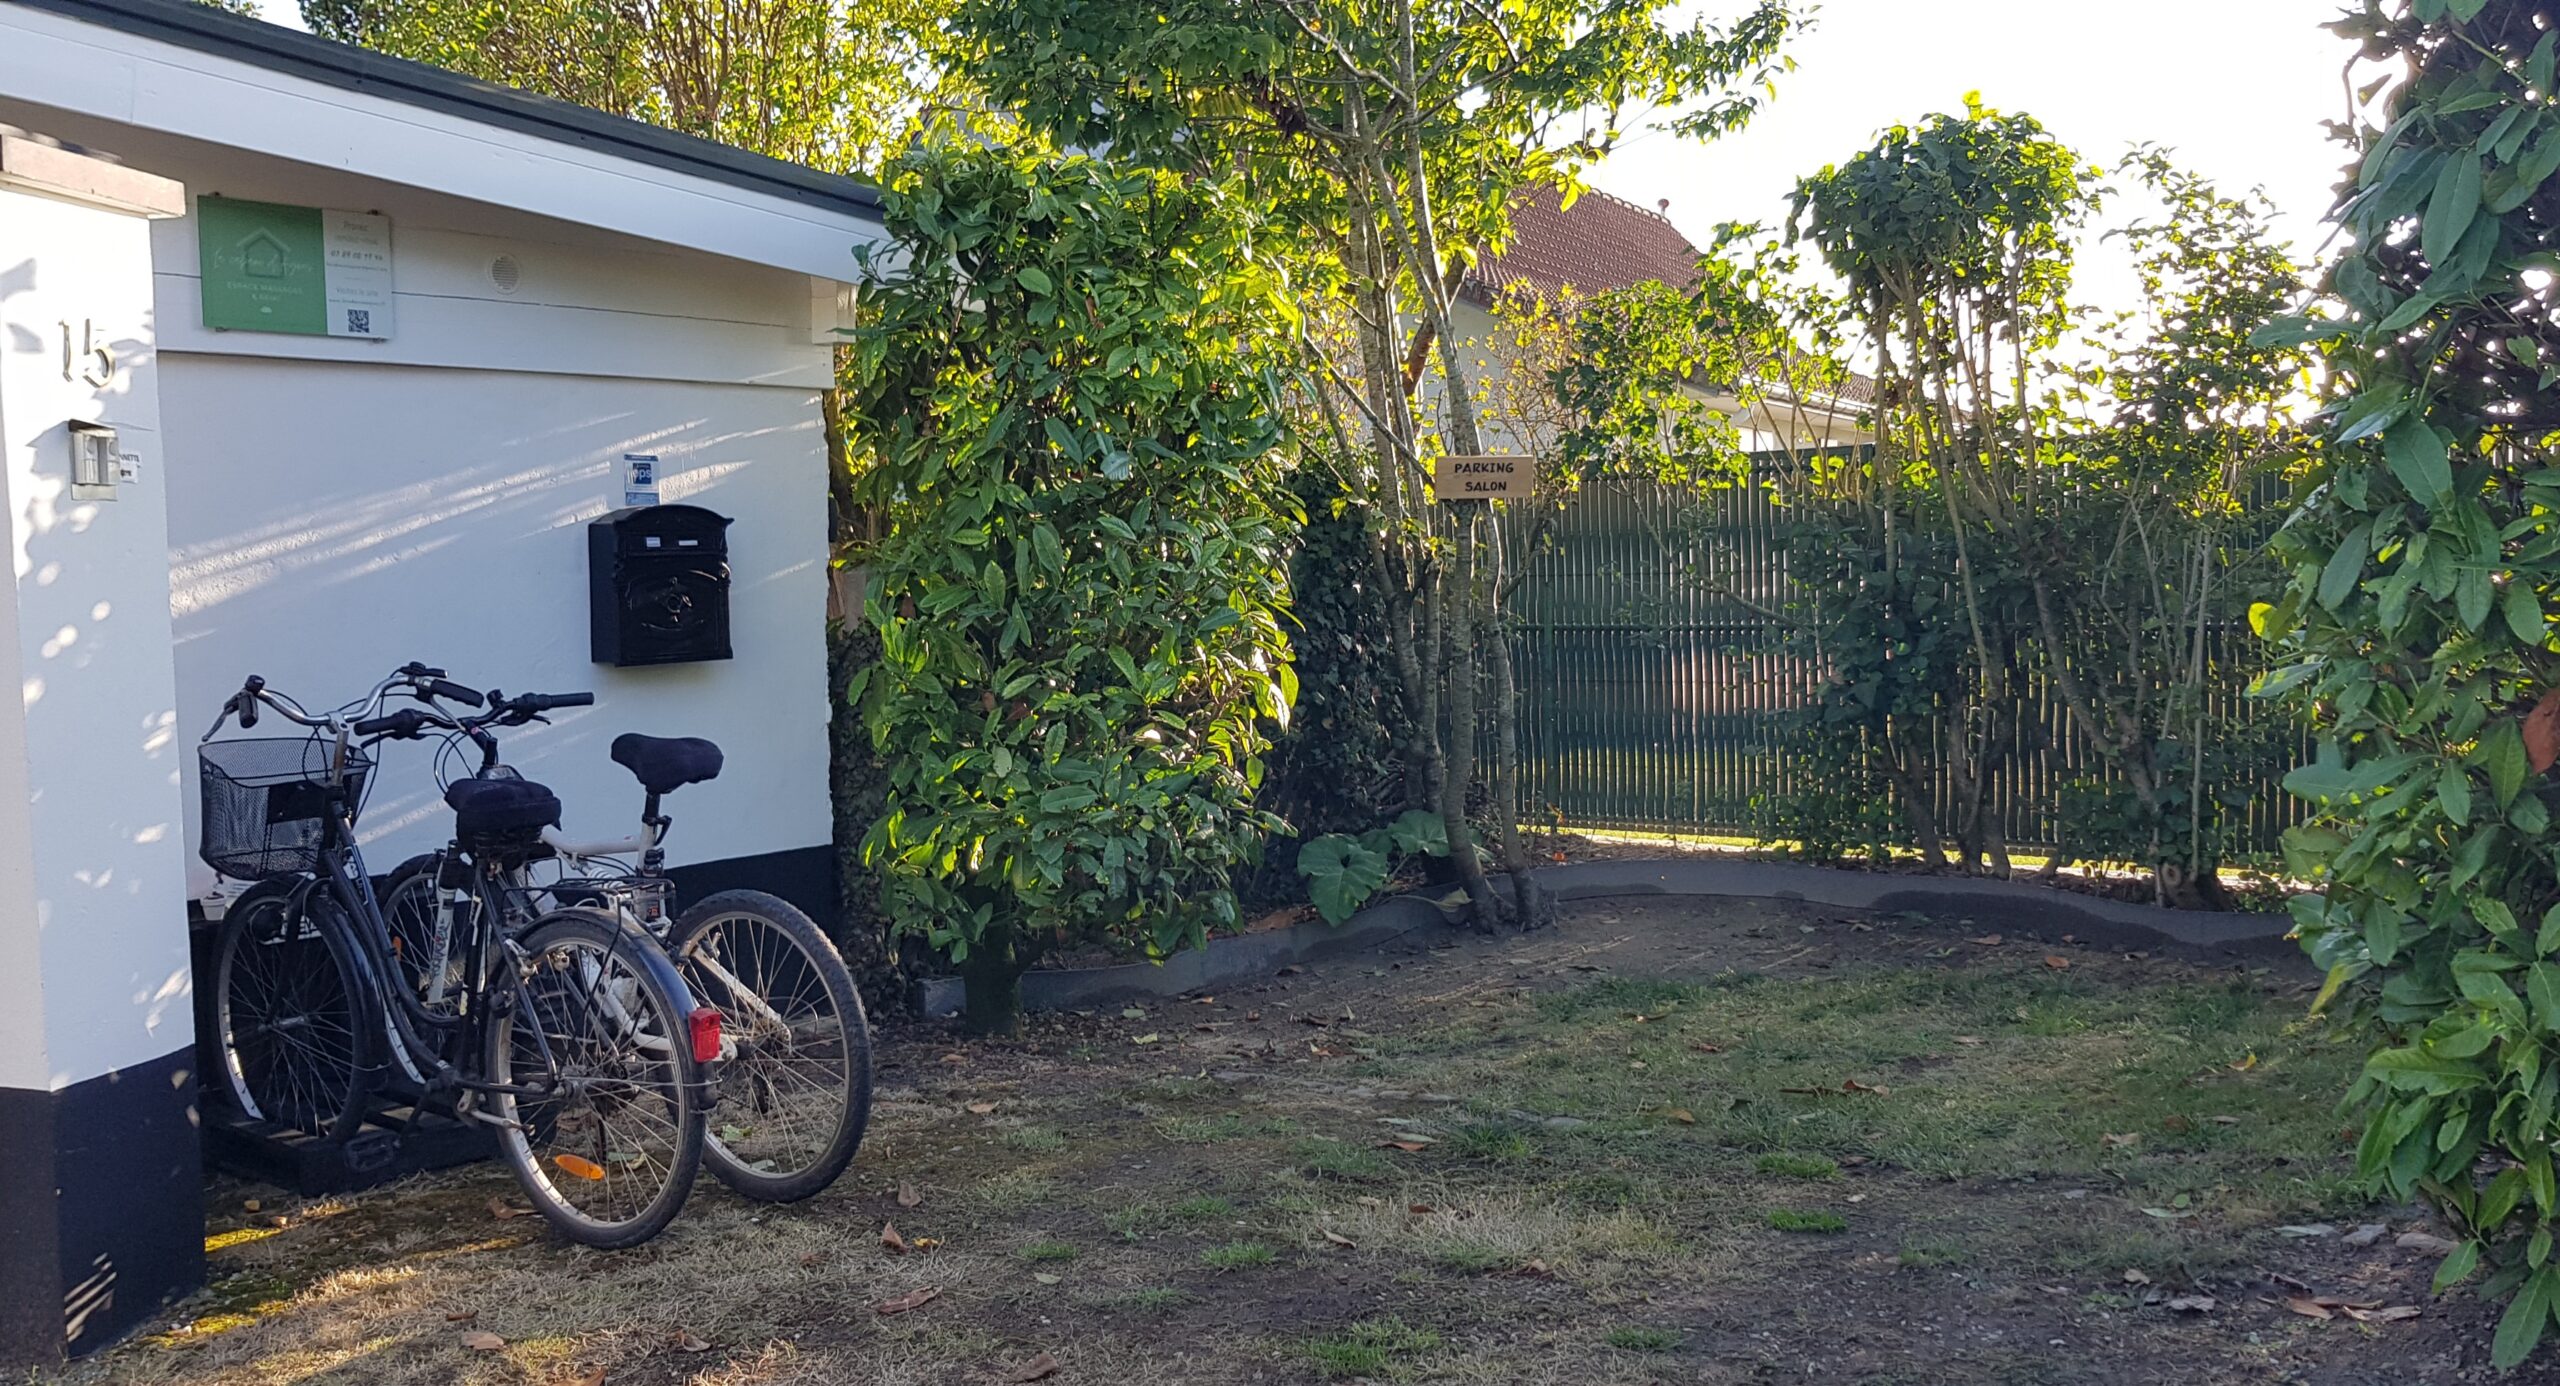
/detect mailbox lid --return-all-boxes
[597,503,732,558]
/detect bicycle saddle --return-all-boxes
[611,733,724,795]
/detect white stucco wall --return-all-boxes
[162,358,833,875]
[126,156,844,879]
[0,185,191,1090]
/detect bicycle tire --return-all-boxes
[487,908,705,1248]
[670,890,873,1203]
[212,883,379,1142]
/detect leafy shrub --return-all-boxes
[1295,809,1450,923]
[2253,1,2560,1366]
[843,146,1296,1033]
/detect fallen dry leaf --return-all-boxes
[445,1310,478,1323]
[2396,1231,2461,1255]
[2122,1269,2151,1285]
[1380,1139,1430,1153]
[1408,1203,1435,1214]
[1954,1036,1985,1046]
[2526,687,2560,773]
[1356,1196,1384,1208]
[2344,1305,2422,1324]
[2210,1115,2241,1126]
[242,1199,262,1214]
[1670,1108,1697,1125]
[1691,1042,1723,1054]
[1245,1010,1262,1022]
[940,1052,966,1065]
[2230,1052,2259,1072]
[674,1330,713,1353]
[488,1198,534,1220]
[1004,1351,1061,1382]
[1515,1259,1553,1277]
[1131,1033,1161,1046]
[898,1182,923,1208]
[461,1331,506,1351]
[1842,1079,1892,1097]
[2043,955,2071,971]
[2166,1295,2216,1313]
[1322,1230,1356,1249]
[2161,1114,2195,1134]
[2102,1132,2140,1149]
[911,1237,943,1251]
[799,1252,822,1268]
[882,1223,909,1254]
[1967,934,2003,946]
[877,1287,942,1316]
[965,1101,998,1115]
[1032,1272,1062,1286]
[2285,1296,2335,1321]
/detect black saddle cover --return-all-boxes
[444,776,562,839]
[611,733,723,795]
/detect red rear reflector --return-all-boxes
[687,1007,724,1064]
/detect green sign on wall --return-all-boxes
[197,196,395,340]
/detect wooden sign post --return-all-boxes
[1431,454,1534,502]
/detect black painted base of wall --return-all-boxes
[667,842,836,933]
[0,1045,205,1368]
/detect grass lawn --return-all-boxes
[64,895,2501,1385]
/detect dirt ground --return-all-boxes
[61,894,2526,1386]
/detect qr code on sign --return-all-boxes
[345,309,371,335]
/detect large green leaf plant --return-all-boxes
[2255,0,2560,1365]
[842,146,1299,1034]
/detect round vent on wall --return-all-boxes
[489,255,523,294]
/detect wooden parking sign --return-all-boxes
[1432,454,1534,502]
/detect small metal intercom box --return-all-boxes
[67,420,116,501]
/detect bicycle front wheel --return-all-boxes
[487,909,705,1248]
[213,884,377,1141]
[671,890,873,1202]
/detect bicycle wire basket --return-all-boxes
[198,737,373,879]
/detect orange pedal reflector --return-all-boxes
[553,1154,607,1181]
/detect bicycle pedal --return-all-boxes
[342,1129,401,1173]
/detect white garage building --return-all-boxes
[0,0,876,1361]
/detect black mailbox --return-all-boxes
[589,504,733,666]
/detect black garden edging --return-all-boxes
[912,858,2300,1018]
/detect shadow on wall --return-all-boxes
[161,356,825,871]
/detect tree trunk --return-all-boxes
[1439,507,1504,929]
[1482,591,1549,928]
[959,938,1030,1038]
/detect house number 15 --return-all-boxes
[59,320,115,388]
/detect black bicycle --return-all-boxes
[200,665,715,1248]
[373,681,872,1203]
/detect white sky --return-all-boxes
[1586,0,2357,317]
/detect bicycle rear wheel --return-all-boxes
[213,884,377,1141]
[487,908,705,1248]
[671,890,873,1202]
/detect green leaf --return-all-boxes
[2385,421,2454,502]
[2492,1266,2556,1369]
[1016,266,1055,296]
[2532,962,2560,1032]
[2510,582,2548,646]
[2366,1045,2490,1092]
[2440,763,2475,827]
[2320,523,2372,609]
[1295,833,1390,924]
[2436,1241,2483,1294]
[2424,152,2484,267]
[2486,718,2531,805]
